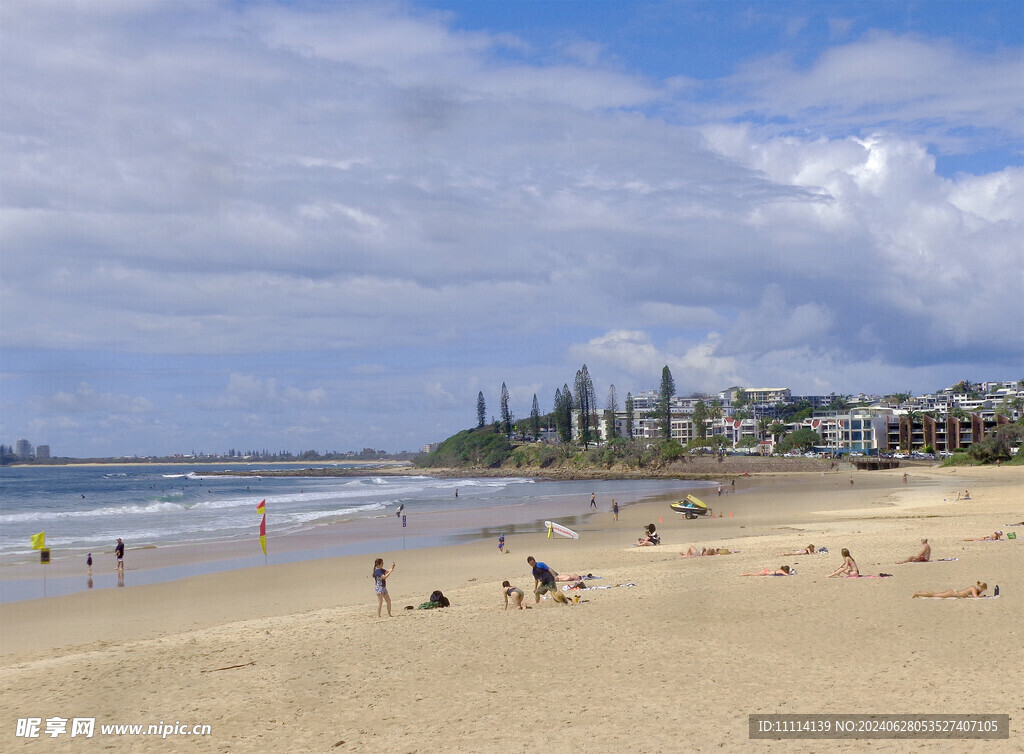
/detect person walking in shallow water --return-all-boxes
[115,538,124,571]
[373,558,396,617]
[590,492,597,509]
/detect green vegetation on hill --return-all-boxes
[415,426,514,469]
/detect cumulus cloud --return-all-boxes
[47,383,153,415]
[208,374,326,411]
[0,2,1020,454]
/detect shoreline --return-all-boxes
[2,464,1019,752]
[0,477,733,601]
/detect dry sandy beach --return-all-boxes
[1,465,1021,752]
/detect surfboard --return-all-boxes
[544,520,580,540]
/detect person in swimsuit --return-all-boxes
[782,544,816,556]
[963,531,1002,541]
[828,548,859,578]
[372,558,396,617]
[913,581,987,599]
[612,499,618,521]
[115,538,125,571]
[498,533,505,554]
[86,552,93,575]
[590,492,597,509]
[680,545,735,557]
[895,538,931,563]
[501,580,526,610]
[740,565,794,576]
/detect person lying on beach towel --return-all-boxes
[913,581,988,599]
[680,545,737,557]
[782,544,817,556]
[828,548,859,578]
[963,531,1003,541]
[895,538,931,564]
[740,565,795,576]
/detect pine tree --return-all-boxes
[575,365,597,449]
[500,383,512,437]
[477,391,486,428]
[531,394,541,440]
[605,384,619,440]
[625,392,635,439]
[659,365,676,440]
[692,400,709,440]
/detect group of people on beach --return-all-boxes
[677,530,1002,597]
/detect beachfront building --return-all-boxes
[15,439,33,459]
[583,379,1019,454]
[35,445,51,459]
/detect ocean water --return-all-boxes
[0,464,699,565]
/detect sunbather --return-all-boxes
[828,548,859,578]
[895,538,931,563]
[782,544,816,555]
[913,581,987,599]
[963,531,1003,541]
[680,545,735,557]
[740,565,794,576]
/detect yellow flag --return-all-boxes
[31,531,45,550]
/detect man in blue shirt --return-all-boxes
[527,555,559,603]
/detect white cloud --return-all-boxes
[0,3,1020,454]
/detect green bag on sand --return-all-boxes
[417,601,443,610]
[1008,532,1017,540]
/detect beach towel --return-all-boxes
[575,582,638,592]
[935,557,959,561]
[844,574,893,578]
[916,595,1000,600]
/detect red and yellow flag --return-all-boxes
[257,500,267,555]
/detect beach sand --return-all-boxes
[1,465,1021,751]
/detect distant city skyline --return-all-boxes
[2,2,1021,456]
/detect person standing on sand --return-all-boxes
[590,492,597,509]
[86,552,93,575]
[373,558,396,617]
[498,533,505,554]
[612,499,619,522]
[115,538,124,571]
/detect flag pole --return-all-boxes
[257,500,267,565]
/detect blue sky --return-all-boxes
[1,1,1022,457]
